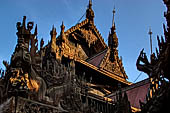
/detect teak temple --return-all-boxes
[0,0,170,113]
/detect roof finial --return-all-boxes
[110,6,116,33]
[52,24,55,30]
[112,6,116,28]
[50,25,57,36]
[61,21,65,31]
[148,27,153,55]
[60,21,65,35]
[89,0,92,9]
[23,16,26,27]
[86,0,94,21]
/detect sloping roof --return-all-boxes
[125,78,150,109]
[86,49,108,67]
[108,78,150,109]
[86,47,128,79]
[76,59,132,85]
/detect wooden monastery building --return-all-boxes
[0,0,170,113]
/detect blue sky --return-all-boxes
[0,0,166,82]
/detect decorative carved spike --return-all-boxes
[3,60,9,69]
[156,47,159,57]
[40,38,44,49]
[34,24,38,36]
[163,23,168,41]
[30,35,38,64]
[157,35,161,51]
[35,37,38,51]
[61,21,65,32]
[157,35,160,45]
[22,16,26,28]
[161,35,165,44]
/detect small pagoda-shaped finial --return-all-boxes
[50,25,57,53]
[86,0,94,21]
[108,7,118,48]
[60,21,67,43]
[50,25,57,36]
[89,0,92,9]
[61,21,65,33]
[108,7,118,62]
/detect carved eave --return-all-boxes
[65,19,89,35]
[76,59,131,85]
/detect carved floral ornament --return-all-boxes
[80,29,98,47]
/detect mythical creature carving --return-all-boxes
[0,17,47,102]
[136,49,153,76]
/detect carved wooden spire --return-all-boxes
[60,21,67,43]
[30,25,38,64]
[108,7,118,48]
[22,16,26,29]
[61,21,65,33]
[111,7,116,32]
[108,7,118,62]
[86,0,94,22]
[50,25,57,36]
[148,27,153,55]
[50,25,57,53]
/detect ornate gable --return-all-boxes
[86,8,128,80]
[47,1,128,81]
[60,1,107,60]
[87,48,128,79]
[63,20,107,59]
[99,48,128,79]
